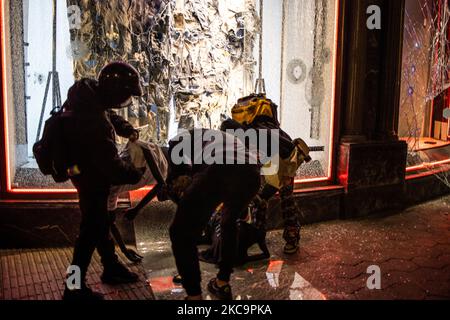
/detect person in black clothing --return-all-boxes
[62,62,144,300]
[167,129,261,300]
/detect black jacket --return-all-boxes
[250,118,295,160]
[220,117,296,160]
[62,78,142,188]
[167,129,259,182]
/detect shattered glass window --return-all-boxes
[399,0,450,168]
[277,0,338,180]
[3,0,339,190]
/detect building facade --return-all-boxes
[1,0,449,247]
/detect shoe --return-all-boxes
[173,274,182,284]
[207,278,232,300]
[283,225,300,255]
[283,242,299,254]
[101,262,139,284]
[63,286,104,301]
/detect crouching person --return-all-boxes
[167,129,261,300]
[223,94,310,254]
[62,62,145,300]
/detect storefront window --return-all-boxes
[399,0,450,169]
[2,0,339,191]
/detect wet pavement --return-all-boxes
[0,247,153,300]
[3,195,447,300]
[135,195,450,300]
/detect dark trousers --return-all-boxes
[70,178,118,284]
[169,164,261,296]
[279,179,301,229]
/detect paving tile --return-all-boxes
[387,283,427,300]
[3,288,11,300]
[0,247,154,300]
[412,254,450,269]
[2,196,450,300]
[353,287,397,300]
[379,258,419,273]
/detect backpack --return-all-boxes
[199,205,270,266]
[32,108,71,183]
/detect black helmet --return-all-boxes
[98,61,143,107]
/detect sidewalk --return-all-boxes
[1,195,449,300]
[138,195,450,300]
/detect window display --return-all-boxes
[2,0,339,191]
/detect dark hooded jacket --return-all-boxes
[220,117,296,160]
[61,78,142,188]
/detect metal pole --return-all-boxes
[279,0,286,122]
[258,0,263,81]
[255,0,266,94]
[36,72,52,142]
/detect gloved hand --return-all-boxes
[167,175,192,203]
[252,195,268,211]
[126,166,145,185]
[129,129,139,142]
[173,175,192,194]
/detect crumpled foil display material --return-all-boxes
[67,0,170,144]
[66,0,258,143]
[170,0,258,131]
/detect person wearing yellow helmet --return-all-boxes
[222,94,307,254]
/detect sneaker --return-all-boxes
[283,242,299,254]
[101,262,139,284]
[63,286,104,301]
[283,226,300,255]
[207,278,232,300]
